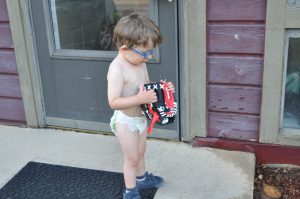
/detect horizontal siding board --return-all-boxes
[0,120,26,126]
[208,25,265,54]
[0,74,22,98]
[208,85,261,114]
[0,97,26,121]
[208,56,263,85]
[0,23,13,48]
[207,0,266,21]
[208,112,259,141]
[0,49,18,74]
[0,0,9,21]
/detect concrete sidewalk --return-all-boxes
[0,125,255,199]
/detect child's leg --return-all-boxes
[116,123,140,189]
[135,129,164,189]
[137,129,147,176]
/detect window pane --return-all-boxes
[288,0,300,8]
[50,0,149,51]
[283,35,300,128]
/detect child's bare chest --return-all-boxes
[123,67,147,96]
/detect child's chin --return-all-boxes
[137,60,148,64]
[133,61,145,66]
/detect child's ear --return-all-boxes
[119,45,128,53]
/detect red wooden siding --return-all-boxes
[208,85,261,114]
[207,0,266,21]
[0,74,22,98]
[0,0,9,21]
[0,0,26,124]
[208,56,263,85]
[0,98,25,121]
[208,113,259,141]
[207,0,266,141]
[0,23,13,48]
[207,25,265,54]
[0,49,18,74]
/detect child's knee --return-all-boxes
[125,156,140,166]
[138,150,145,159]
[139,145,146,157]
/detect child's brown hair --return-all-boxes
[113,13,163,49]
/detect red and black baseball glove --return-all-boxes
[141,81,177,134]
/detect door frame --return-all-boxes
[6,0,207,141]
[260,0,300,146]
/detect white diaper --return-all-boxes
[110,110,147,135]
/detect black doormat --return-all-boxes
[0,161,157,199]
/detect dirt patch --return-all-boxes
[254,164,300,199]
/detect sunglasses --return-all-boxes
[131,48,154,58]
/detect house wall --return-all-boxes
[0,0,26,125]
[194,0,300,166]
[206,0,266,141]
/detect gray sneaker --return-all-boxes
[123,188,141,199]
[136,172,164,189]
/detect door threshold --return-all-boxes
[46,125,113,136]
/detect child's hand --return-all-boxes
[167,82,175,93]
[137,85,157,104]
[161,80,175,93]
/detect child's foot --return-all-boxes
[123,188,141,199]
[136,172,164,189]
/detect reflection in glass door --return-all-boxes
[50,0,150,51]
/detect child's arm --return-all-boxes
[107,65,157,110]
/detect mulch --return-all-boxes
[254,164,300,199]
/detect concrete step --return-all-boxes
[0,125,255,199]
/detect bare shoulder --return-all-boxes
[107,59,123,81]
[142,64,150,82]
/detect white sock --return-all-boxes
[136,173,146,182]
